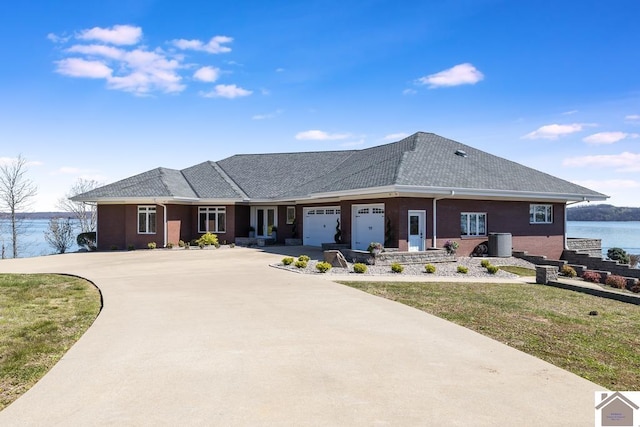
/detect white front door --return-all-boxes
[408,210,426,252]
[256,207,276,237]
[352,204,385,250]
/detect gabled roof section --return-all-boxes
[395,133,604,196]
[181,161,247,200]
[73,167,197,200]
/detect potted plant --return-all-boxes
[248,226,255,238]
[444,240,459,255]
[367,242,384,255]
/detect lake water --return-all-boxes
[0,219,82,259]
[1,219,639,259]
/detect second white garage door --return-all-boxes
[303,207,341,247]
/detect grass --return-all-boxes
[340,280,640,389]
[0,274,101,410]
[498,265,536,276]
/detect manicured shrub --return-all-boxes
[147,242,157,249]
[166,242,174,249]
[582,271,602,283]
[178,240,186,248]
[294,260,308,269]
[229,243,236,248]
[282,257,294,265]
[486,265,499,275]
[353,263,367,274]
[76,232,97,251]
[298,255,311,262]
[606,275,627,289]
[607,247,630,264]
[197,232,219,247]
[127,244,135,251]
[425,264,436,274]
[480,259,491,268]
[457,265,468,274]
[391,262,404,273]
[560,265,577,278]
[316,262,332,273]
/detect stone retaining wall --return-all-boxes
[566,237,602,258]
[562,249,640,279]
[340,248,454,265]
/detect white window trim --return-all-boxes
[461,212,487,237]
[198,206,227,233]
[530,204,553,224]
[137,205,157,234]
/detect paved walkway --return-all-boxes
[0,247,601,426]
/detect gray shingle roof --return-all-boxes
[74,132,607,202]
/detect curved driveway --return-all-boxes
[0,248,600,425]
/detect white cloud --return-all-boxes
[67,44,124,59]
[252,109,283,120]
[573,179,640,191]
[383,133,409,141]
[55,58,113,79]
[562,110,578,115]
[193,66,220,82]
[563,152,640,172]
[583,131,639,145]
[172,36,232,54]
[77,24,142,45]
[47,33,70,43]
[295,130,351,141]
[200,84,252,98]
[417,63,484,88]
[402,88,417,95]
[625,114,640,121]
[522,123,591,140]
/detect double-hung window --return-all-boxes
[461,212,486,237]
[138,206,157,234]
[198,207,226,233]
[530,204,553,224]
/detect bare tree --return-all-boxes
[44,218,75,254]
[57,178,101,233]
[0,155,38,258]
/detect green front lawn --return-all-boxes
[341,280,640,390]
[0,274,101,410]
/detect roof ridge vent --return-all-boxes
[455,149,468,157]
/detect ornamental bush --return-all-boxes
[197,232,219,247]
[391,262,404,273]
[147,242,157,249]
[298,255,311,262]
[560,265,577,278]
[282,257,294,265]
[76,232,97,251]
[606,275,627,289]
[607,247,630,264]
[582,271,602,283]
[316,262,332,273]
[353,263,367,274]
[457,265,468,274]
[425,264,436,274]
[486,265,499,274]
[294,260,308,269]
[480,259,491,268]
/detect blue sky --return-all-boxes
[1,0,639,211]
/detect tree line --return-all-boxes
[567,204,640,221]
[0,155,99,258]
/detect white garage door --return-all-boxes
[352,204,385,250]
[303,207,341,247]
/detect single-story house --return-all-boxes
[73,132,607,258]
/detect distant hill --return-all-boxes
[5,212,72,220]
[567,204,640,221]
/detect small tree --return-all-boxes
[57,178,101,233]
[0,155,38,258]
[44,218,75,254]
[607,247,630,264]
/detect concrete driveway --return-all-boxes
[0,247,600,426]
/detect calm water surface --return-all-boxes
[0,219,81,258]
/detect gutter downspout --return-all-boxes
[432,191,453,248]
[158,203,168,248]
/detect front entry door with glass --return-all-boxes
[256,207,276,237]
[408,210,426,251]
